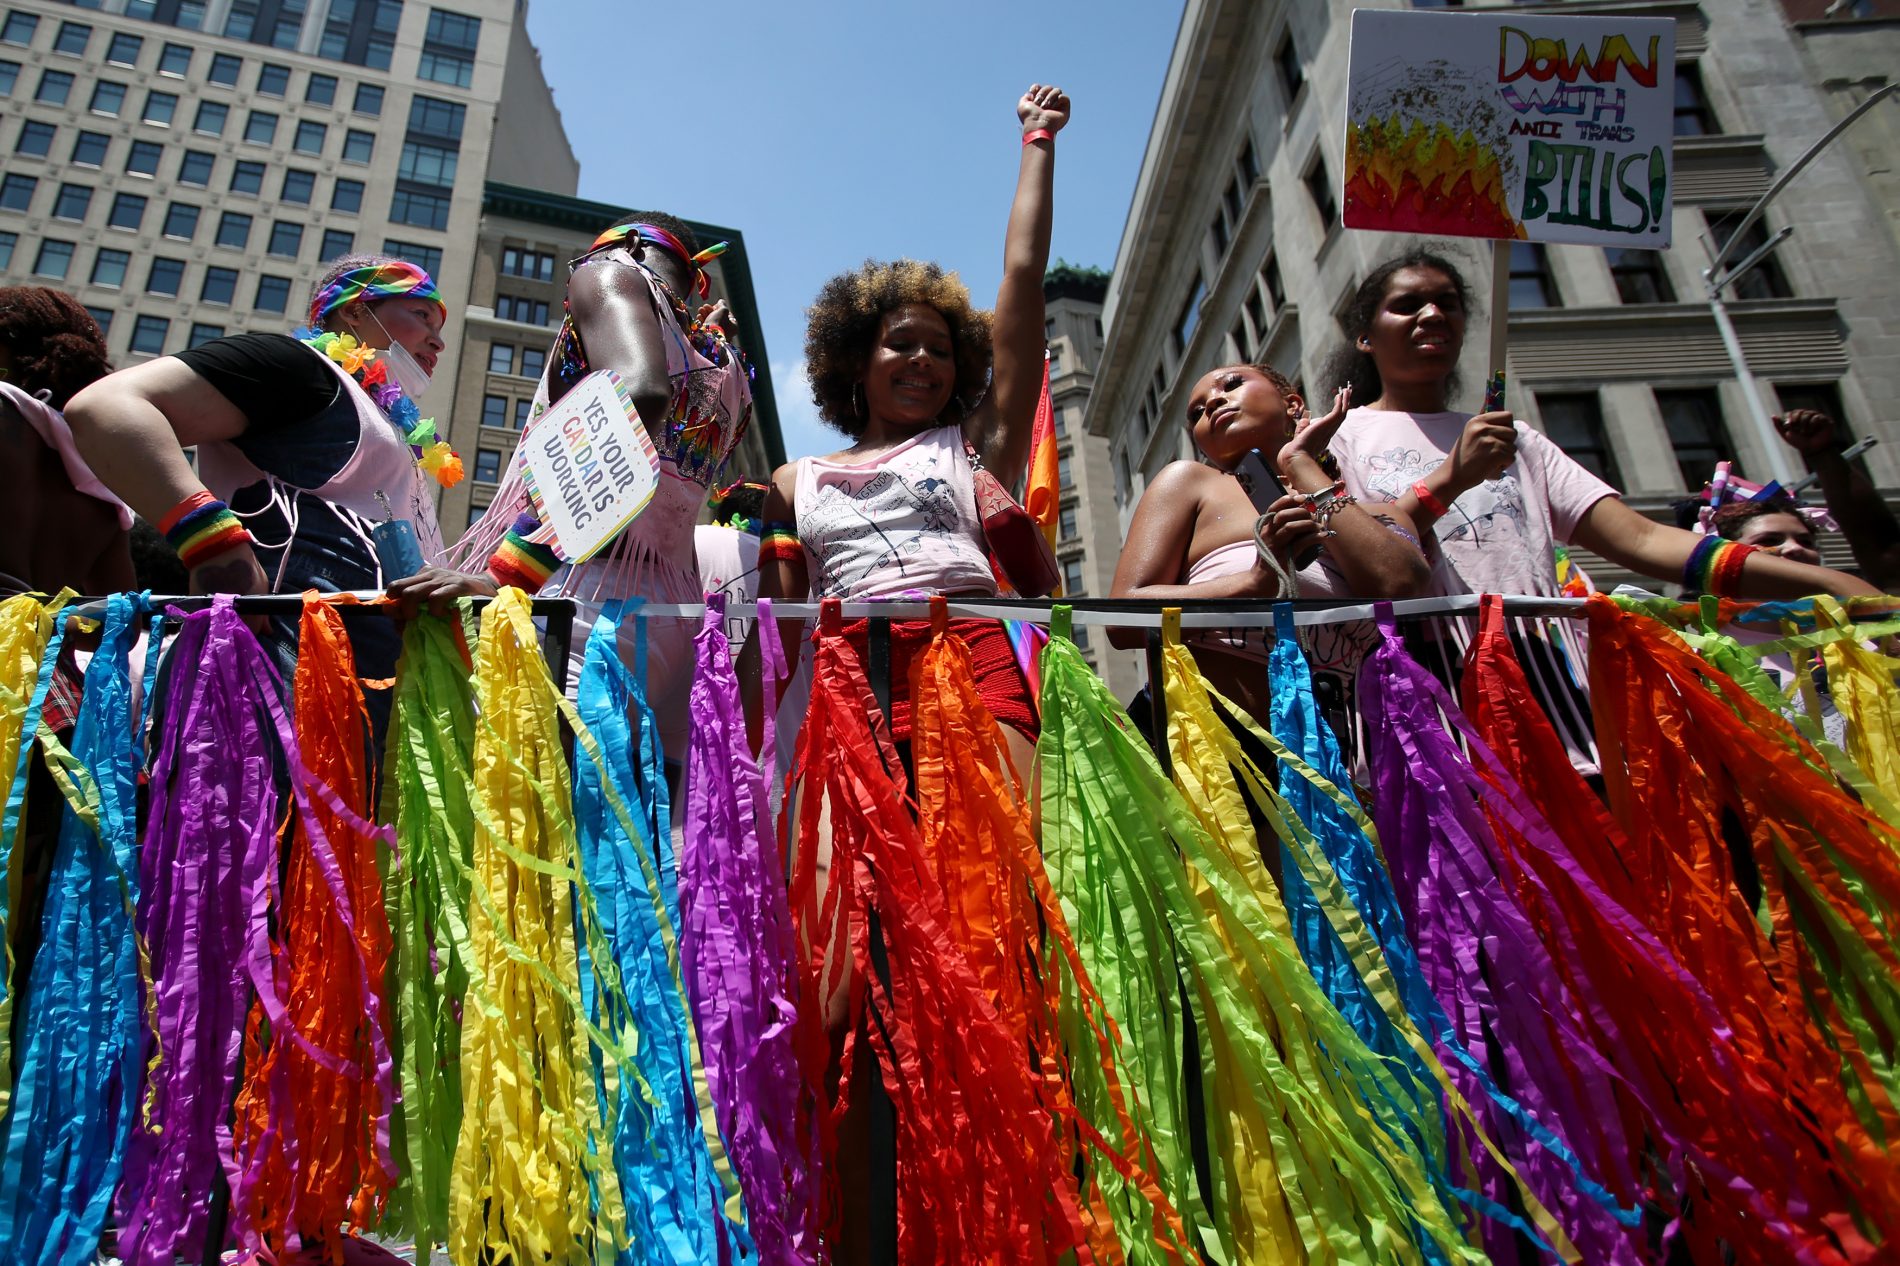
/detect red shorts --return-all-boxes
[836,617,1038,742]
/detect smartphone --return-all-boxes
[1233,449,1321,570]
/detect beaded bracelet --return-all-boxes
[162,493,252,570]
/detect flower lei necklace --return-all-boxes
[296,328,464,488]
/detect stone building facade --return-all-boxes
[1084,0,1900,589]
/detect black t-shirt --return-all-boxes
[175,331,403,679]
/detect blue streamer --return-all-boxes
[0,594,146,1264]
[571,600,746,1265]
[1265,603,1640,1239]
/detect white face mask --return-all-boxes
[368,308,433,400]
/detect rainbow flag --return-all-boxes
[1024,352,1060,554]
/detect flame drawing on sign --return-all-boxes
[1344,57,1525,240]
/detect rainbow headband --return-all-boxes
[591,223,729,297]
[307,261,446,327]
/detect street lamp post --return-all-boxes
[1700,82,1897,487]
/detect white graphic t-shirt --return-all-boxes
[1331,407,1618,597]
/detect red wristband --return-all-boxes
[1022,128,1055,146]
[157,489,217,536]
[1411,481,1450,518]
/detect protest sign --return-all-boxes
[1344,9,1676,248]
[521,369,660,563]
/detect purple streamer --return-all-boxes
[681,598,815,1264]
[1359,609,1645,1265]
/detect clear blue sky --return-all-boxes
[522,0,1185,469]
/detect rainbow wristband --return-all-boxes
[759,521,802,567]
[165,498,252,570]
[489,511,560,592]
[1683,535,1758,597]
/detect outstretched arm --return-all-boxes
[966,84,1070,491]
[1572,495,1877,598]
[1777,409,1900,591]
[568,260,677,436]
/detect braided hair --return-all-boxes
[0,287,111,410]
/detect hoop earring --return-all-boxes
[853,382,865,418]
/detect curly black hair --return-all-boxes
[0,287,112,410]
[1321,247,1473,403]
[803,259,993,437]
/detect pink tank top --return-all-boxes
[794,424,996,600]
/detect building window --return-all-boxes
[37,69,74,106]
[91,248,130,288]
[0,12,36,45]
[496,295,550,326]
[52,184,93,222]
[53,21,90,56]
[1171,273,1205,359]
[130,315,169,356]
[420,8,481,86]
[0,60,17,97]
[84,306,111,335]
[1062,558,1085,597]
[514,398,533,428]
[1674,63,1718,137]
[390,189,452,230]
[489,343,514,374]
[126,141,163,176]
[320,228,355,260]
[1607,249,1675,304]
[162,202,199,240]
[1057,449,1072,487]
[353,83,384,115]
[267,221,303,259]
[398,140,459,187]
[407,95,467,142]
[188,322,224,349]
[256,62,289,95]
[1509,243,1559,308]
[200,266,238,305]
[106,32,144,66]
[89,81,127,117]
[15,119,54,157]
[306,72,337,105]
[473,448,501,483]
[255,274,291,313]
[230,161,265,195]
[0,174,35,212]
[208,52,241,86]
[1655,388,1735,491]
[1275,30,1304,102]
[243,110,278,145]
[193,100,228,134]
[157,42,191,76]
[331,178,365,213]
[1058,502,1077,541]
[172,150,214,187]
[1305,154,1337,230]
[216,211,252,249]
[33,239,75,280]
[501,247,555,282]
[142,90,178,125]
[107,192,146,230]
[342,129,375,163]
[146,256,185,296]
[293,120,327,155]
[1536,392,1621,487]
[320,0,400,69]
[385,239,444,277]
[1706,211,1792,301]
[520,346,546,379]
[280,169,316,204]
[0,231,11,270]
[481,395,509,428]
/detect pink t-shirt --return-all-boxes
[1331,408,1617,598]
